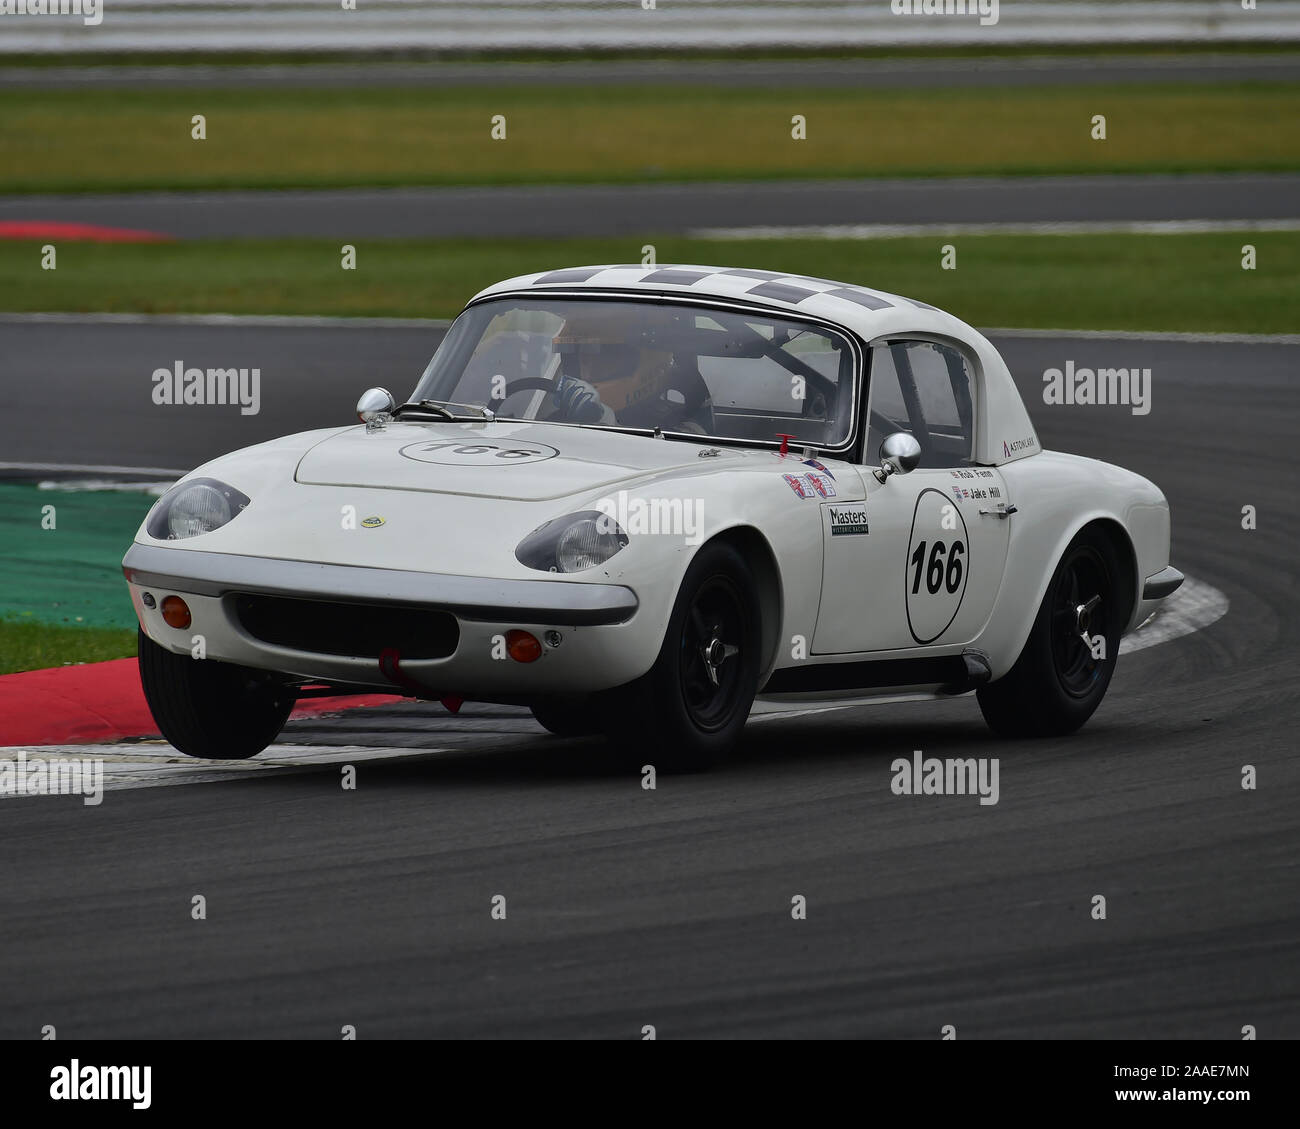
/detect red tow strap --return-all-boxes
[378,647,463,713]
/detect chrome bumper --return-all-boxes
[1142,565,1184,601]
[121,543,638,627]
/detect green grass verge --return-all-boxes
[2,82,1297,193]
[2,231,1295,334]
[0,618,136,677]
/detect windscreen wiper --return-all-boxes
[394,399,498,422]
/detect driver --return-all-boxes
[548,306,711,433]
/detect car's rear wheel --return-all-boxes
[977,528,1129,738]
[600,540,761,772]
[137,628,294,759]
[529,696,601,737]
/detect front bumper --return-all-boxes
[122,543,651,694]
[123,544,638,626]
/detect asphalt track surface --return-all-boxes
[5,173,1298,239]
[5,53,1299,90]
[0,319,1295,1037]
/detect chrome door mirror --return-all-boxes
[356,387,396,430]
[874,432,922,482]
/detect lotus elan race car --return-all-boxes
[124,264,1183,771]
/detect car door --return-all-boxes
[814,337,1012,655]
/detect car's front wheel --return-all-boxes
[600,540,761,773]
[137,628,294,759]
[977,527,1129,738]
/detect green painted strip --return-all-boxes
[0,484,153,629]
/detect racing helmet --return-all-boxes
[552,305,678,416]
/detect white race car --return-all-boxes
[124,264,1183,771]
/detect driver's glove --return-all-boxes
[555,377,615,424]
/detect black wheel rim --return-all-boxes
[679,574,746,731]
[1049,545,1112,698]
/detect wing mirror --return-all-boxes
[356,387,396,431]
[874,432,922,483]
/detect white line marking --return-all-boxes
[691,219,1300,240]
[2,312,1295,346]
[0,743,449,798]
[985,327,1300,346]
[0,311,451,329]
[1119,576,1229,655]
[37,479,174,495]
[0,461,189,477]
[749,704,859,723]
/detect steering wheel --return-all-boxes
[498,375,560,402]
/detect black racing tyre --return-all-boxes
[529,696,602,738]
[599,540,761,773]
[977,527,1130,738]
[137,628,294,759]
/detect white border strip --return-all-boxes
[3,311,1294,347]
[691,219,1300,240]
[0,460,190,477]
[983,327,1300,345]
[0,312,451,329]
[1118,576,1229,655]
[0,743,449,797]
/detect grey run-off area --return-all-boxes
[2,173,1298,240]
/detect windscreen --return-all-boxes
[411,297,857,448]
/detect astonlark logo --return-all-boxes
[0,0,102,26]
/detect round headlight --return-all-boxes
[515,509,628,572]
[556,518,623,573]
[167,483,232,539]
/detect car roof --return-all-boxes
[470,263,973,341]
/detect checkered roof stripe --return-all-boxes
[519,264,937,317]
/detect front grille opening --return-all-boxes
[232,594,459,660]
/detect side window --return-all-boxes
[866,340,975,469]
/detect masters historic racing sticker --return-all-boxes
[826,504,868,536]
